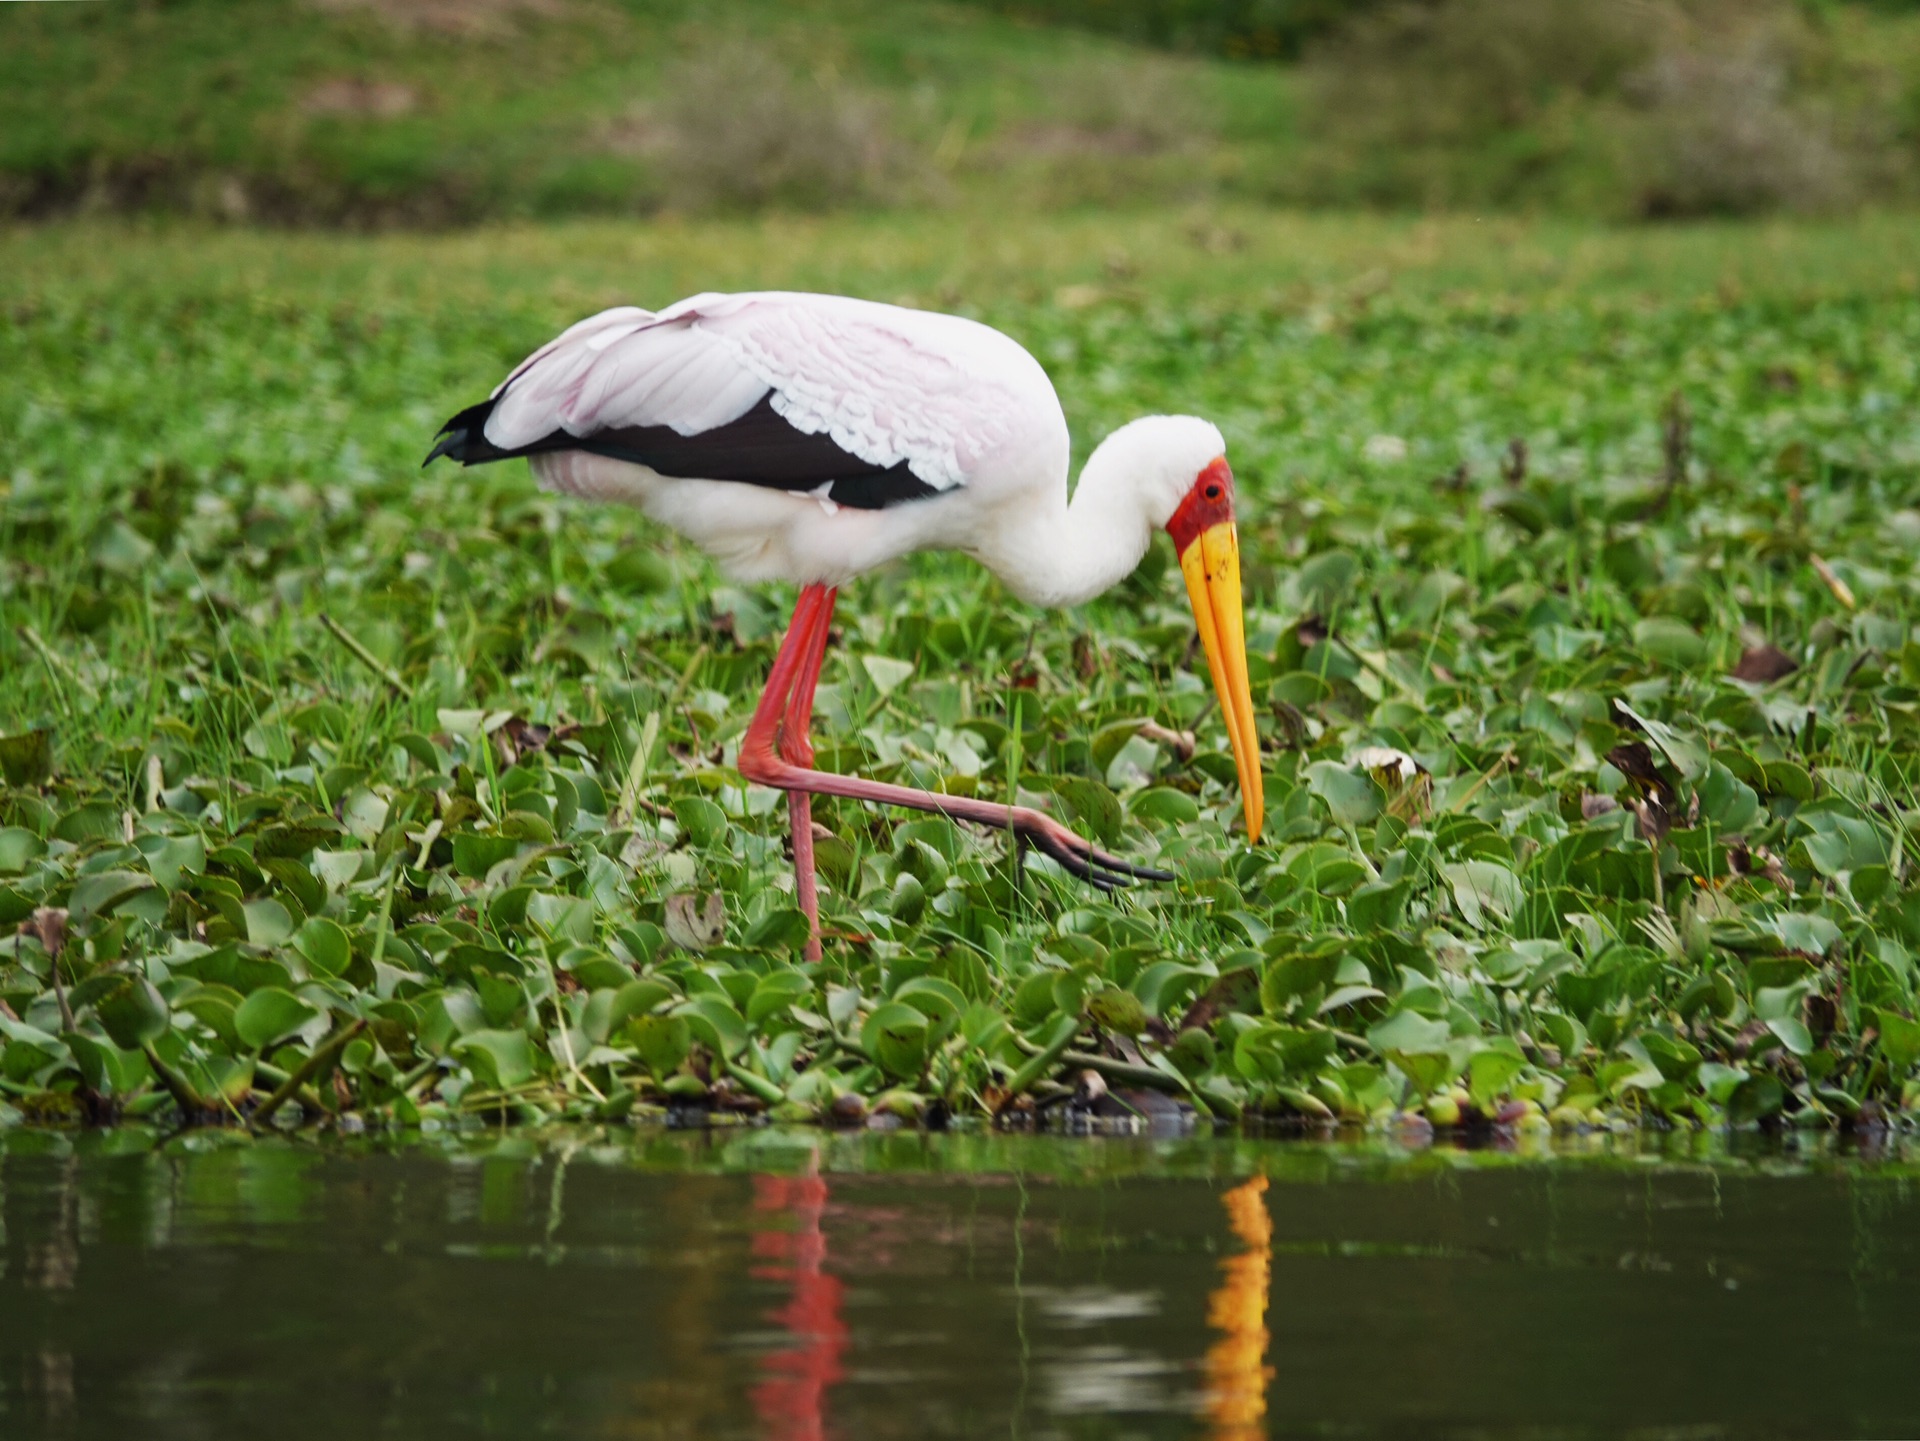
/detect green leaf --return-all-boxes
[1875,1009,1920,1075]
[242,898,294,947]
[1088,986,1147,1036]
[863,1001,931,1080]
[1261,947,1340,1013]
[1130,787,1200,825]
[292,916,352,977]
[234,986,321,1050]
[1366,1009,1452,1056]
[526,891,595,943]
[1632,617,1707,669]
[894,976,969,1026]
[1441,861,1524,930]
[604,979,676,1032]
[0,827,44,874]
[1305,761,1384,826]
[1130,960,1207,1017]
[1697,1061,1749,1104]
[94,976,171,1049]
[453,1028,536,1088]
[68,870,156,929]
[860,654,915,696]
[674,995,748,1059]
[747,969,814,1025]
[742,906,811,953]
[1467,1047,1526,1111]
[452,833,520,878]
[628,1014,691,1076]
[0,729,53,786]
[671,795,729,848]
[1053,778,1122,845]
[1766,1016,1813,1056]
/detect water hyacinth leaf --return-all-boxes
[68,871,156,929]
[181,985,243,1045]
[234,987,321,1050]
[1053,778,1123,844]
[1873,1008,1920,1075]
[672,795,729,848]
[62,1031,139,1094]
[453,1028,536,1089]
[94,976,171,1049]
[1130,787,1200,825]
[1262,946,1341,1013]
[861,654,915,697]
[1612,700,1708,780]
[742,906,811,953]
[604,979,676,1034]
[674,995,748,1059]
[453,833,519,878]
[628,1014,692,1076]
[1088,986,1147,1036]
[0,827,43,873]
[243,898,295,947]
[1697,1061,1750,1104]
[895,976,968,1026]
[1442,861,1524,930]
[1768,913,1841,955]
[527,891,595,944]
[1367,1009,1452,1057]
[137,832,206,891]
[1632,617,1708,669]
[1799,816,1893,877]
[1168,1027,1215,1077]
[748,969,814,1025]
[1305,761,1384,826]
[862,1001,931,1080]
[0,729,53,786]
[292,916,352,977]
[1131,961,1208,1017]
[1235,1023,1336,1083]
[1466,1046,1526,1110]
[1767,1017,1814,1056]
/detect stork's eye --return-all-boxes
[1204,484,1222,500]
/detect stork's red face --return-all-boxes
[1166,457,1263,845]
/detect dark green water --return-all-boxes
[3,1126,1919,1440]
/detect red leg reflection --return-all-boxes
[750,1159,846,1441]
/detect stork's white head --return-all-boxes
[1079,414,1261,845]
[1083,415,1229,529]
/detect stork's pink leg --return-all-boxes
[781,585,836,964]
[743,589,1171,898]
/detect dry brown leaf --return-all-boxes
[662,891,726,952]
[1731,643,1799,683]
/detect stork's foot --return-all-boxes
[1001,805,1173,891]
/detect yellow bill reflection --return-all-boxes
[1203,1175,1273,1440]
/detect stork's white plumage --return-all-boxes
[430,290,1260,959]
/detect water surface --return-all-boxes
[3,1126,1918,1439]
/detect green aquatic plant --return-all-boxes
[4,223,1920,1132]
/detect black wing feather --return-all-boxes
[425,394,941,511]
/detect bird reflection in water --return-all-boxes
[750,1157,847,1441]
[1204,1175,1273,1440]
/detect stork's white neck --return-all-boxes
[972,414,1225,609]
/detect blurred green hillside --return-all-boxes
[3,0,1919,224]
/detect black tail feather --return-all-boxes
[424,398,506,467]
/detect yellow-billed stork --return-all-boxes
[428,291,1260,960]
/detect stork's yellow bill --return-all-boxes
[1166,457,1263,845]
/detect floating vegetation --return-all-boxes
[4,238,1920,1134]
